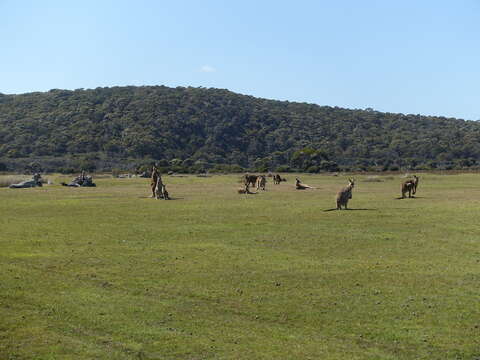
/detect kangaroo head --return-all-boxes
[348,178,355,188]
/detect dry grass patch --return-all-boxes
[0,175,30,187]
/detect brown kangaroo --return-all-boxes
[150,166,159,198]
[244,174,259,188]
[401,175,419,198]
[295,178,314,190]
[336,178,355,210]
[256,175,266,191]
[411,175,419,195]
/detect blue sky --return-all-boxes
[1,0,479,120]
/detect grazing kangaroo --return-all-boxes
[336,178,355,210]
[401,175,419,198]
[256,175,266,191]
[244,174,259,188]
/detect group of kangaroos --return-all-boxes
[149,165,419,210]
[239,173,420,210]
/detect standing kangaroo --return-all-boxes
[401,175,419,198]
[273,174,281,184]
[155,177,170,200]
[150,166,159,198]
[411,175,419,195]
[336,178,355,210]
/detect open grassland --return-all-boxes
[1,173,479,360]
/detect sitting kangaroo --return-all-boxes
[157,183,170,200]
[336,178,355,210]
[155,174,170,200]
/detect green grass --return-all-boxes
[1,173,479,359]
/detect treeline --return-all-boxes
[1,86,480,173]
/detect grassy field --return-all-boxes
[1,173,479,360]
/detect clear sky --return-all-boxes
[1,0,479,120]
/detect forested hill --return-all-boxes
[1,85,479,173]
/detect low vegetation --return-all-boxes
[0,175,30,188]
[1,173,479,359]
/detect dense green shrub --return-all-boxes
[1,85,479,173]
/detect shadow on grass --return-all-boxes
[394,196,425,200]
[138,196,184,200]
[323,208,377,212]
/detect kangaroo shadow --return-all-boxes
[394,196,425,200]
[347,208,377,211]
[139,196,184,200]
[323,208,377,212]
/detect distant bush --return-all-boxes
[275,165,291,173]
[25,161,43,174]
[210,164,245,173]
[319,160,340,172]
[58,167,76,174]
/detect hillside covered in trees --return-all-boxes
[1,85,479,173]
